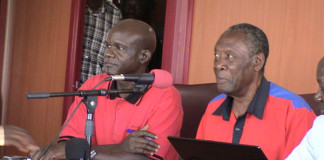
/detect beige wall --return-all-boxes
[4,0,71,154]
[189,0,324,94]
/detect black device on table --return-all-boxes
[168,136,268,160]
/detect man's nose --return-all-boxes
[314,88,323,102]
[105,49,116,58]
[214,58,227,71]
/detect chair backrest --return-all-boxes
[174,83,320,139]
[300,93,320,115]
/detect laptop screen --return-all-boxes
[168,136,268,160]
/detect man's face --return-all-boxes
[103,29,143,75]
[213,31,255,96]
[315,64,324,114]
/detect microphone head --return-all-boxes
[65,138,90,160]
[150,69,173,88]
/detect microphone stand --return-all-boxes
[26,84,149,158]
[83,95,97,147]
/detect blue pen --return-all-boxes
[126,129,153,141]
[126,129,135,133]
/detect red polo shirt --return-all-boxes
[60,73,183,160]
[196,77,316,160]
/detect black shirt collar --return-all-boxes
[213,77,270,120]
[109,81,142,104]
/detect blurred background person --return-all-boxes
[80,0,122,84]
[285,56,324,160]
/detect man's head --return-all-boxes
[214,23,268,96]
[315,56,324,114]
[104,19,156,75]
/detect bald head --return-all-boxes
[108,19,156,53]
[104,19,157,75]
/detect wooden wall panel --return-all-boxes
[189,0,324,94]
[5,0,71,154]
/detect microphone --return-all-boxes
[65,138,90,160]
[108,69,173,88]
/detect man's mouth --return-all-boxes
[216,77,228,84]
[105,62,117,67]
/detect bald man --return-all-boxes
[32,19,183,160]
[285,56,324,159]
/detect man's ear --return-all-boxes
[139,50,152,64]
[253,52,265,72]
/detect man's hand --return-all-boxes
[3,125,39,153]
[31,142,66,160]
[118,125,160,156]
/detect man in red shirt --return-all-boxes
[32,19,183,160]
[196,23,316,160]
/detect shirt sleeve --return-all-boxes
[59,78,96,141]
[283,103,316,159]
[59,96,87,141]
[146,87,183,159]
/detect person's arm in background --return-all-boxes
[0,125,39,153]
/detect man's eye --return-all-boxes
[116,46,124,50]
[106,44,111,48]
[227,54,233,58]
